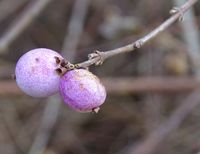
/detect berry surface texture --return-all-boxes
[15,48,63,97]
[59,69,106,112]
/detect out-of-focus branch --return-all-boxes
[0,0,29,23]
[174,0,200,77]
[76,0,198,68]
[3,77,200,96]
[0,0,53,53]
[27,1,91,154]
[103,77,200,94]
[62,0,91,60]
[0,99,31,153]
[127,1,200,153]
[128,90,200,154]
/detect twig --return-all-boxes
[128,90,200,154]
[27,0,91,154]
[3,77,200,96]
[76,0,198,68]
[0,0,53,53]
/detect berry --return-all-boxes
[59,69,106,113]
[15,48,64,97]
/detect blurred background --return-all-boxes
[0,0,200,154]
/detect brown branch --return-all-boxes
[128,90,200,154]
[0,0,53,53]
[103,77,200,94]
[2,77,200,96]
[76,0,198,68]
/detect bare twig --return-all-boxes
[128,90,200,154]
[0,0,53,53]
[76,0,198,68]
[3,77,200,96]
[27,0,91,154]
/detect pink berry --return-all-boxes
[59,69,106,113]
[15,48,64,97]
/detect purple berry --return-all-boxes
[59,69,106,113]
[15,48,64,97]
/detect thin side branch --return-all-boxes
[76,0,198,68]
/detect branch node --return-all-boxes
[88,50,105,65]
[170,7,184,21]
[134,40,143,49]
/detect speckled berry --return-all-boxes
[15,48,64,97]
[59,69,106,113]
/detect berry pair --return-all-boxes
[15,48,106,112]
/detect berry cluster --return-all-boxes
[15,48,106,113]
